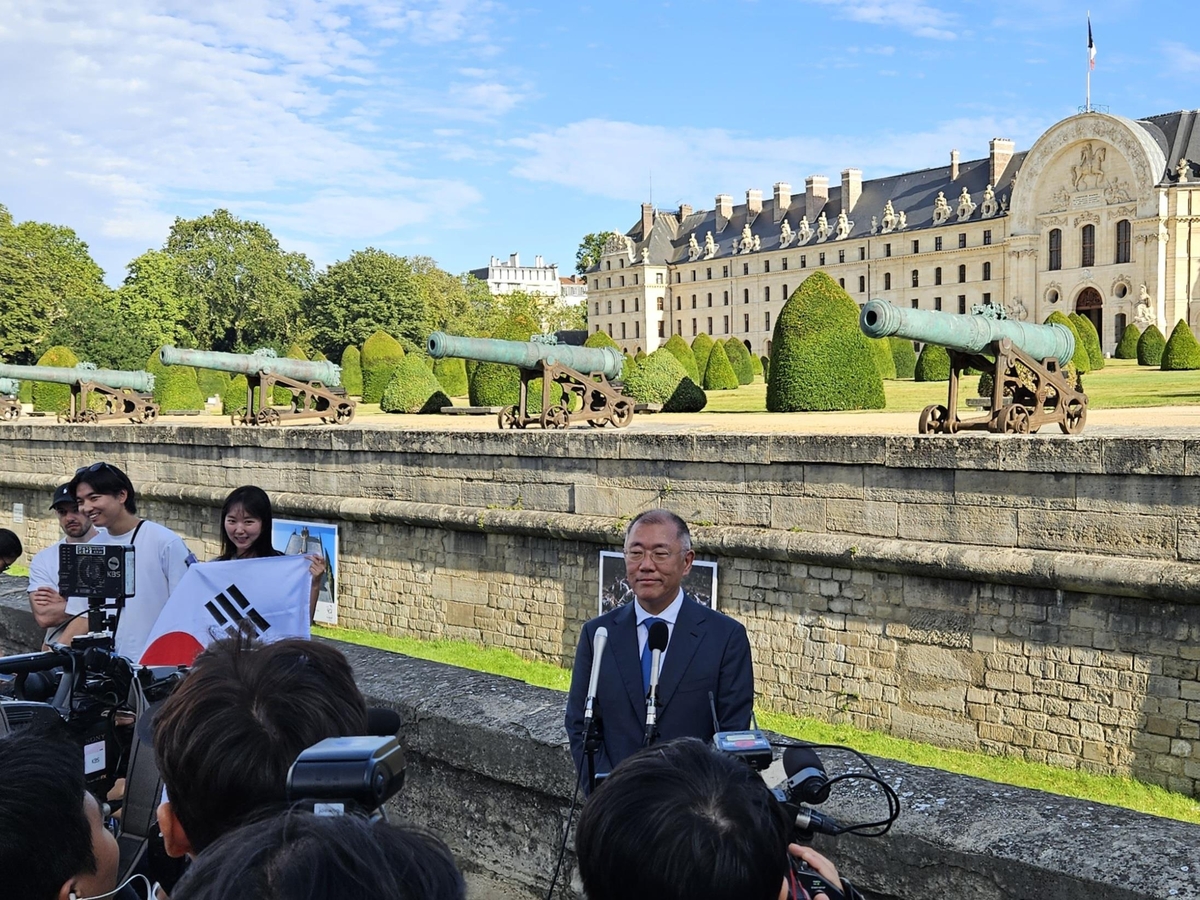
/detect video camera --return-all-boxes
[286,733,407,818]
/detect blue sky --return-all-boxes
[1,1,1197,286]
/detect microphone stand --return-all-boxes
[584,714,604,793]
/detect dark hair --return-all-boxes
[625,509,692,552]
[0,726,97,900]
[152,637,369,853]
[69,461,137,513]
[170,811,465,900]
[217,485,280,561]
[0,527,22,560]
[576,737,790,900]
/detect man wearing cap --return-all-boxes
[27,483,108,647]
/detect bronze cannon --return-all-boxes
[0,364,158,425]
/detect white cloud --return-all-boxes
[1162,41,1200,74]
[805,0,957,40]
[509,115,1050,206]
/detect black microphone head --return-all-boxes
[366,707,402,737]
[783,745,831,805]
[648,620,669,652]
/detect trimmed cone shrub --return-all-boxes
[32,346,79,413]
[1137,324,1166,367]
[621,354,636,382]
[691,333,714,382]
[274,343,310,404]
[869,337,897,380]
[761,356,769,382]
[197,368,230,401]
[664,377,708,412]
[584,330,620,350]
[221,375,250,415]
[1069,313,1104,370]
[381,353,452,413]
[361,331,406,404]
[724,338,755,385]
[749,352,763,379]
[623,349,706,411]
[635,349,647,362]
[663,334,699,382]
[156,365,206,412]
[889,337,917,379]
[766,271,884,412]
[18,378,32,404]
[432,357,468,397]
[339,345,363,396]
[311,349,328,362]
[1114,324,1141,359]
[1044,311,1090,373]
[1161,320,1200,371]
[702,342,739,390]
[913,343,951,382]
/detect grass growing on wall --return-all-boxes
[315,624,1200,825]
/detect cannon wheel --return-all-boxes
[918,404,951,435]
[542,405,570,429]
[1004,405,1032,435]
[498,406,519,430]
[1060,398,1086,434]
[231,407,249,427]
[2,406,19,422]
[139,405,158,425]
[588,417,608,428]
[611,399,634,428]
[334,401,355,425]
[257,408,281,427]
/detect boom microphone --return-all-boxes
[782,745,831,805]
[643,620,669,746]
[583,627,608,726]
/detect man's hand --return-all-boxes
[789,844,844,900]
[29,587,69,628]
[307,553,327,580]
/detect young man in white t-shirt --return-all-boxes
[26,483,109,647]
[69,462,197,661]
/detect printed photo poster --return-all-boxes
[272,518,339,625]
[598,550,717,615]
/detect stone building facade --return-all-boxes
[470,252,564,298]
[586,110,1200,358]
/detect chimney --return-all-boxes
[773,182,791,223]
[678,203,693,221]
[841,168,862,214]
[641,202,654,238]
[950,150,960,181]
[535,254,544,267]
[805,176,829,216]
[990,138,1015,185]
[746,189,763,223]
[715,193,733,232]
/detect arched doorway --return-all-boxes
[1076,287,1103,344]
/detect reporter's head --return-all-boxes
[152,636,368,856]
[576,737,791,900]
[169,811,465,900]
[0,726,119,900]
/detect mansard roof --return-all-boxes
[1135,109,1200,181]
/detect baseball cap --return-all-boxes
[50,484,75,510]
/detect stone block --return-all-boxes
[1016,510,1177,559]
[801,464,864,498]
[768,434,887,465]
[864,466,953,504]
[825,499,898,537]
[897,504,1018,546]
[769,496,827,532]
[1076,474,1200,516]
[995,436,1104,474]
[953,469,1076,509]
[715,492,772,527]
[1101,438,1186,476]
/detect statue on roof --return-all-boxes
[687,233,701,261]
[703,231,717,259]
[932,191,951,226]
[880,200,898,234]
[641,246,650,264]
[870,216,878,235]
[739,223,756,254]
[815,212,831,242]
[897,211,907,230]
[956,186,976,221]
[797,216,812,243]
[779,219,794,249]
[979,184,998,218]
[835,209,853,240]
[1178,158,1192,184]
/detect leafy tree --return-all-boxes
[1114,324,1141,359]
[304,248,424,357]
[575,233,608,275]
[340,345,363,396]
[663,334,699,382]
[1161,320,1200,370]
[702,342,739,390]
[166,209,313,353]
[1137,324,1166,366]
[889,337,917,379]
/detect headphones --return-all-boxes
[69,873,154,900]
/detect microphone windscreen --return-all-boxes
[366,706,402,737]
[783,745,826,777]
[648,620,670,652]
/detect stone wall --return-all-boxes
[0,425,1198,795]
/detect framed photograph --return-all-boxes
[272,518,339,625]
[598,550,717,615]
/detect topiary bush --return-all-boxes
[913,343,951,382]
[32,346,79,414]
[221,375,250,415]
[889,337,917,379]
[432,357,468,397]
[361,331,406,404]
[274,343,310,404]
[1069,313,1104,370]
[691,333,714,383]
[868,337,897,380]
[634,349,646,362]
[663,334,698,382]
[749,352,763,379]
[702,342,739,390]
[380,353,452,413]
[156,365,206,412]
[197,368,231,401]
[1044,311,1090,373]
[723,338,755,385]
[1114,324,1141,359]
[1161,320,1200,371]
[468,316,560,413]
[18,378,32,404]
[761,356,769,382]
[621,349,706,412]
[766,271,884,412]
[1137,324,1166,367]
[584,330,620,350]
[663,377,707,412]
[340,345,363,396]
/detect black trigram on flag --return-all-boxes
[206,583,272,639]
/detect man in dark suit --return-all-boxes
[565,510,755,786]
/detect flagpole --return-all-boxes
[1086,11,1091,112]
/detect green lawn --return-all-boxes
[316,624,1200,825]
[701,358,1200,413]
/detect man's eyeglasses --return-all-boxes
[623,548,680,564]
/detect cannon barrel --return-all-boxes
[859,299,1075,368]
[426,332,624,381]
[0,364,154,393]
[0,378,18,396]
[160,347,342,386]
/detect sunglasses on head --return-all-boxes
[75,462,114,476]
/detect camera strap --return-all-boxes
[130,520,145,546]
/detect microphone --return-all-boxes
[643,620,670,746]
[791,805,843,837]
[583,626,608,727]
[782,745,831,805]
[366,707,402,737]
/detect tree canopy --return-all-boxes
[575,233,607,275]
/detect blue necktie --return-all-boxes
[641,617,664,694]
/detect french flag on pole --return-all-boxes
[1088,15,1096,70]
[139,555,312,666]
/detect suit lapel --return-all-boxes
[657,595,707,712]
[609,602,646,719]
